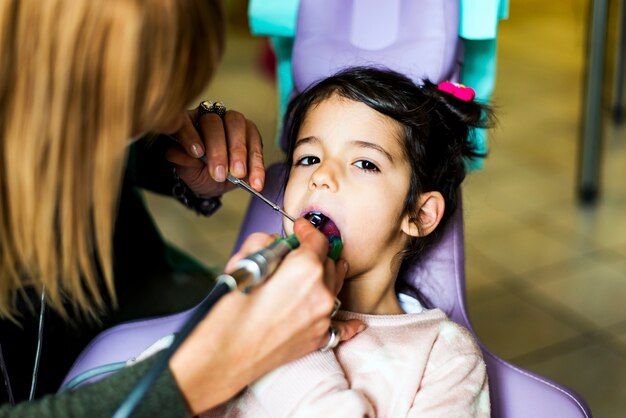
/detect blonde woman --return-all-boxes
[0,0,362,415]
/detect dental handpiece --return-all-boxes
[219,234,300,292]
[217,212,343,293]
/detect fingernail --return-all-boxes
[253,178,263,190]
[340,260,349,273]
[214,165,226,182]
[190,143,204,158]
[234,161,245,177]
[357,324,366,333]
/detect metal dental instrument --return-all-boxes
[226,173,295,223]
[196,154,294,222]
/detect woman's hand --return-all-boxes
[165,106,265,197]
[226,220,365,360]
[169,220,364,415]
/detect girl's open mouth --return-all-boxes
[304,211,343,261]
[304,211,341,240]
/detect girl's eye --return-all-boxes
[354,160,379,172]
[295,156,320,166]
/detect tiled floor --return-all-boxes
[143,1,626,416]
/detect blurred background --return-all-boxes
[142,0,626,416]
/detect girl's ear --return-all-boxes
[401,192,445,237]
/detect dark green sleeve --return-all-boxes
[0,356,189,418]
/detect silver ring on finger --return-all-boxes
[198,100,227,120]
[320,325,340,352]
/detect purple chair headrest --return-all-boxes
[281,0,461,152]
[292,0,460,93]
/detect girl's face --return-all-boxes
[284,94,414,278]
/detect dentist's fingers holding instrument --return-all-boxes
[165,110,234,198]
[223,110,265,190]
[195,107,227,180]
[165,104,265,197]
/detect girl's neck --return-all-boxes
[338,263,404,315]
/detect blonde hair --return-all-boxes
[0,0,224,321]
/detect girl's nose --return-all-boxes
[309,162,339,192]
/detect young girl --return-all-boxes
[204,67,493,417]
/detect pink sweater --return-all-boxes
[203,309,490,417]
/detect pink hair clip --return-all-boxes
[437,81,476,102]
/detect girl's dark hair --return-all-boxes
[283,66,494,263]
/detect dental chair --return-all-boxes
[63,1,593,417]
[242,1,592,416]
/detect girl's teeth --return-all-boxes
[304,211,341,240]
[304,212,328,228]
